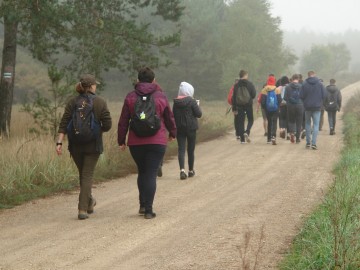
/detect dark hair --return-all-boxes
[308,71,315,77]
[280,76,290,86]
[292,74,300,81]
[239,70,248,79]
[138,67,155,83]
[330,79,336,85]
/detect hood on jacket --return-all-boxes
[289,82,301,90]
[174,96,193,108]
[306,76,321,85]
[326,85,338,94]
[178,82,194,97]
[135,82,158,96]
[263,85,277,92]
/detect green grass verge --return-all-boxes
[279,93,360,270]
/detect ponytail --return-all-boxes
[75,82,90,94]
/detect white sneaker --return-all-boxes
[244,133,251,143]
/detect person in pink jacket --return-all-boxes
[118,67,177,219]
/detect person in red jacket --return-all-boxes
[227,78,240,139]
[118,67,177,219]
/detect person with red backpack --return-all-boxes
[227,78,240,139]
[118,67,177,219]
[231,70,257,144]
[57,74,112,220]
[261,75,282,145]
[324,79,342,135]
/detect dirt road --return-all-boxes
[1,82,359,270]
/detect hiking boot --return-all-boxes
[244,133,251,143]
[301,130,306,139]
[87,198,96,214]
[78,210,89,220]
[271,137,277,145]
[311,145,318,150]
[280,130,286,139]
[144,212,156,219]
[188,171,195,178]
[290,134,295,144]
[157,166,163,177]
[306,143,311,149]
[139,207,145,215]
[180,171,187,180]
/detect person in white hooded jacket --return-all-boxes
[173,82,202,180]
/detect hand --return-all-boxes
[119,145,126,151]
[233,111,238,116]
[56,145,62,156]
[168,136,175,142]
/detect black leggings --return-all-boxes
[130,145,166,213]
[236,105,254,141]
[287,104,304,140]
[177,130,197,171]
[266,111,279,140]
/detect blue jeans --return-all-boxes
[305,111,321,145]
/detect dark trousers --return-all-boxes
[130,145,166,213]
[287,104,304,140]
[327,110,337,130]
[266,111,279,140]
[71,146,100,211]
[319,109,325,130]
[236,105,254,141]
[177,130,197,171]
[279,105,288,129]
[234,114,240,136]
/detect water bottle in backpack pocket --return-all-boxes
[67,94,101,144]
[266,90,279,112]
[130,94,161,137]
[326,92,338,111]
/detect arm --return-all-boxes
[248,82,257,99]
[232,84,237,112]
[56,99,74,155]
[163,100,177,138]
[117,98,131,146]
[261,91,267,109]
[191,99,202,118]
[100,101,112,132]
[338,90,342,110]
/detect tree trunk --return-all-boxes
[0,16,18,139]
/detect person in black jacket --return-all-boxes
[324,79,342,135]
[232,70,257,144]
[173,82,202,180]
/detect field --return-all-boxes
[0,101,233,208]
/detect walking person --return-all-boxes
[324,79,342,135]
[232,70,257,144]
[256,92,268,137]
[278,76,290,139]
[56,74,112,220]
[227,79,240,139]
[284,74,304,144]
[173,82,202,180]
[118,67,177,219]
[261,75,282,145]
[300,71,326,150]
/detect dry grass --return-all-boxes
[0,101,232,208]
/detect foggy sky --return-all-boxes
[269,0,360,33]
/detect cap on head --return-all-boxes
[80,74,100,87]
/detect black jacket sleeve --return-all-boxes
[232,83,237,112]
[248,82,257,99]
[338,90,342,110]
[191,100,202,118]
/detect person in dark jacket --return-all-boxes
[173,82,202,180]
[57,74,112,220]
[261,75,282,145]
[118,67,177,219]
[284,74,304,143]
[278,76,290,139]
[324,79,342,135]
[300,71,326,150]
[232,70,257,144]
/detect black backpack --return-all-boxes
[235,84,251,106]
[326,92,338,111]
[130,93,161,137]
[67,94,100,144]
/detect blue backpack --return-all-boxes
[67,94,101,144]
[266,90,279,112]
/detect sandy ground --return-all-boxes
[1,82,359,270]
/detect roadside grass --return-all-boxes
[0,101,232,208]
[279,92,360,270]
